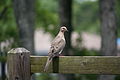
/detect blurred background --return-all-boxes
[0,0,120,80]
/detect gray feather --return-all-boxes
[44,28,66,71]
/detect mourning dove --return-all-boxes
[44,26,68,71]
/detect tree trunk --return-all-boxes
[13,0,35,79]
[98,0,117,80]
[59,0,73,55]
[58,0,75,80]
[13,0,35,54]
[100,0,117,56]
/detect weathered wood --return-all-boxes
[31,56,120,74]
[7,48,31,80]
[53,57,59,73]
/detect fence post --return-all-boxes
[7,48,31,80]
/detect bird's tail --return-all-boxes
[44,57,52,72]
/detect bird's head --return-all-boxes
[60,26,68,32]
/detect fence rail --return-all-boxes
[31,56,120,74]
[7,48,120,80]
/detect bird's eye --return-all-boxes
[62,28,65,29]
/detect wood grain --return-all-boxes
[31,56,120,74]
[7,48,31,80]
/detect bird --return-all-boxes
[44,26,68,72]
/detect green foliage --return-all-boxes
[115,75,120,80]
[35,0,59,36]
[73,0,100,34]
[35,0,100,36]
[0,0,19,66]
[0,56,6,62]
[0,0,120,80]
[36,74,52,80]
[116,0,120,37]
[76,74,98,80]
[36,74,58,80]
[0,0,18,42]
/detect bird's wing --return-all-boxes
[44,38,65,72]
[51,35,60,44]
[48,39,65,59]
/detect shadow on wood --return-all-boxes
[53,56,59,73]
[31,56,120,74]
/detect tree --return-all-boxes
[59,0,73,55]
[98,0,117,80]
[13,0,35,54]
[13,0,35,79]
[116,0,120,37]
[58,0,75,80]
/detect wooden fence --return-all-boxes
[7,48,120,80]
